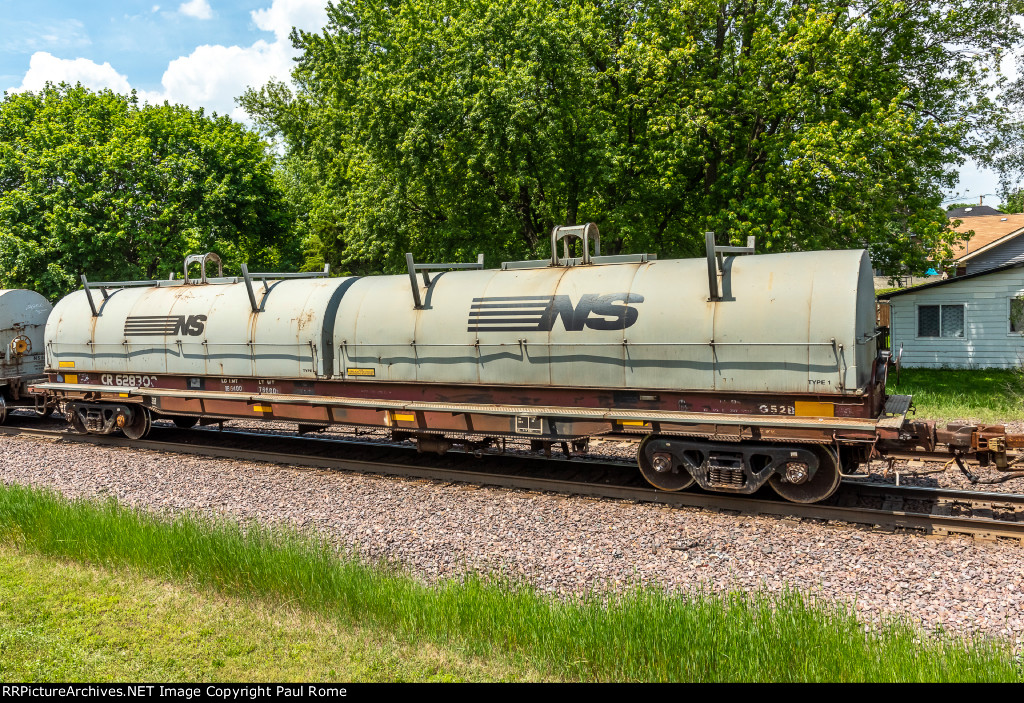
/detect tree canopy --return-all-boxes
[1002,190,1024,214]
[242,0,1024,276]
[0,84,297,299]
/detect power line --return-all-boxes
[941,193,1000,205]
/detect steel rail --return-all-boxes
[1,424,1021,544]
[838,480,1024,507]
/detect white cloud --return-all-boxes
[8,52,131,94]
[7,1,330,123]
[179,0,213,20]
[251,0,329,42]
[3,19,91,54]
[152,5,161,12]
[141,40,294,121]
[142,0,329,120]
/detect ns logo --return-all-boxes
[172,315,208,336]
[123,314,208,337]
[468,293,644,332]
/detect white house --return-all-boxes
[877,262,1024,368]
[948,212,1024,276]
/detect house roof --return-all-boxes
[948,213,1024,262]
[947,205,1005,218]
[877,259,1024,299]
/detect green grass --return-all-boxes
[0,482,1020,682]
[0,546,522,682]
[886,367,1024,422]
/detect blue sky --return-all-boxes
[2,2,268,93]
[0,0,327,121]
[0,0,1015,203]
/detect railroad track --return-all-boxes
[2,422,1023,544]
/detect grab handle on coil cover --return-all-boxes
[551,223,600,266]
[184,253,223,285]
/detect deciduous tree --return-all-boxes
[0,84,297,299]
[242,0,1024,275]
[1002,190,1024,214]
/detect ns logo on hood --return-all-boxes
[468,294,643,332]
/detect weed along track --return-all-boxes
[3,486,1019,682]
[2,422,1023,544]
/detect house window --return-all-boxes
[918,304,964,338]
[1011,297,1024,334]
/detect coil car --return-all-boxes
[36,228,911,504]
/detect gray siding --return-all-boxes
[965,232,1024,274]
[888,267,1024,368]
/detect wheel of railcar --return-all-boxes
[768,445,841,504]
[121,407,152,440]
[171,415,198,429]
[0,396,7,425]
[637,436,696,491]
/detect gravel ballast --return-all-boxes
[1,427,1023,647]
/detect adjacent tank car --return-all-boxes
[0,288,53,421]
[33,228,928,503]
